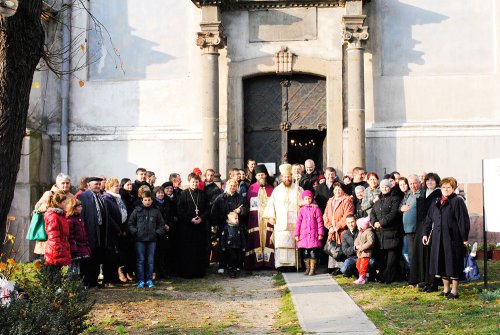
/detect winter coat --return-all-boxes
[221,223,246,251]
[323,195,354,244]
[299,170,320,193]
[102,192,125,248]
[35,185,75,213]
[370,191,403,250]
[154,198,176,226]
[294,204,324,249]
[423,193,470,278]
[78,190,108,249]
[315,182,335,214]
[211,192,248,230]
[341,228,359,258]
[44,208,71,266]
[67,215,91,259]
[354,228,375,258]
[361,187,381,216]
[128,205,165,242]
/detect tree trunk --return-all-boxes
[0,0,44,252]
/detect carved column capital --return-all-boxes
[342,15,369,48]
[196,22,225,55]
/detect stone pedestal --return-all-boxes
[7,130,51,262]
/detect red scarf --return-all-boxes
[440,195,448,205]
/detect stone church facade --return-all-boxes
[10,0,500,258]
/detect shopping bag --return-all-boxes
[461,252,480,282]
[25,211,47,241]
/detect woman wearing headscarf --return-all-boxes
[422,177,469,299]
[323,182,354,274]
[370,179,403,284]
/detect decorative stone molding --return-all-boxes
[196,29,225,54]
[274,47,294,74]
[342,15,369,48]
[190,0,371,11]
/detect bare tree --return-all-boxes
[0,0,44,252]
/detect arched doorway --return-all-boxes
[243,74,327,172]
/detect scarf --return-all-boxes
[107,191,128,224]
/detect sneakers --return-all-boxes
[353,274,367,285]
[217,268,225,274]
[137,281,145,289]
[146,280,155,288]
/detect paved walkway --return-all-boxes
[283,272,379,335]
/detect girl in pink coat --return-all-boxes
[294,190,324,276]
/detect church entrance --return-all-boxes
[243,74,326,174]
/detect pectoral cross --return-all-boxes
[195,208,199,216]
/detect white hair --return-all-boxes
[304,159,315,167]
[56,173,71,183]
[408,174,420,184]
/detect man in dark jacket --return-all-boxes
[340,215,359,277]
[78,177,109,288]
[131,167,149,198]
[300,159,320,193]
[315,167,340,214]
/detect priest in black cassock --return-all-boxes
[176,173,209,278]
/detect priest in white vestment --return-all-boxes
[263,163,303,268]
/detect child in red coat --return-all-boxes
[44,193,71,282]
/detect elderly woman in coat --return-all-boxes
[33,173,75,255]
[323,182,354,274]
[370,179,403,284]
[422,177,469,299]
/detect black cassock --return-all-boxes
[176,188,208,278]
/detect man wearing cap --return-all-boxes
[78,177,120,287]
[244,164,275,269]
[263,164,303,268]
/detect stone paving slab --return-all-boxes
[283,272,379,335]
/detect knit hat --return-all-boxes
[301,190,313,199]
[193,167,202,175]
[356,216,371,230]
[379,179,391,188]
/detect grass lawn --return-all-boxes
[336,260,500,335]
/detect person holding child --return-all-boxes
[128,190,166,288]
[220,212,247,278]
[353,216,375,284]
[294,190,323,276]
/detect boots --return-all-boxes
[118,266,127,282]
[303,259,310,275]
[353,274,367,284]
[309,259,317,276]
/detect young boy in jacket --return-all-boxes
[128,191,166,288]
[220,212,246,278]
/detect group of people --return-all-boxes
[30,160,470,298]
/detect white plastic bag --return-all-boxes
[0,275,16,306]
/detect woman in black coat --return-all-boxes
[422,177,469,299]
[370,179,404,284]
[409,172,442,291]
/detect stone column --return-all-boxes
[196,6,224,177]
[343,15,369,170]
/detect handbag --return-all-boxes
[25,211,47,241]
[323,240,346,261]
[460,250,480,283]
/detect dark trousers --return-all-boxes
[80,247,102,287]
[377,248,401,284]
[225,249,243,270]
[301,248,321,260]
[135,241,156,282]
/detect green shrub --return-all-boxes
[0,266,94,335]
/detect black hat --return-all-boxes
[87,177,103,183]
[340,182,351,195]
[254,164,268,176]
[162,181,173,188]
